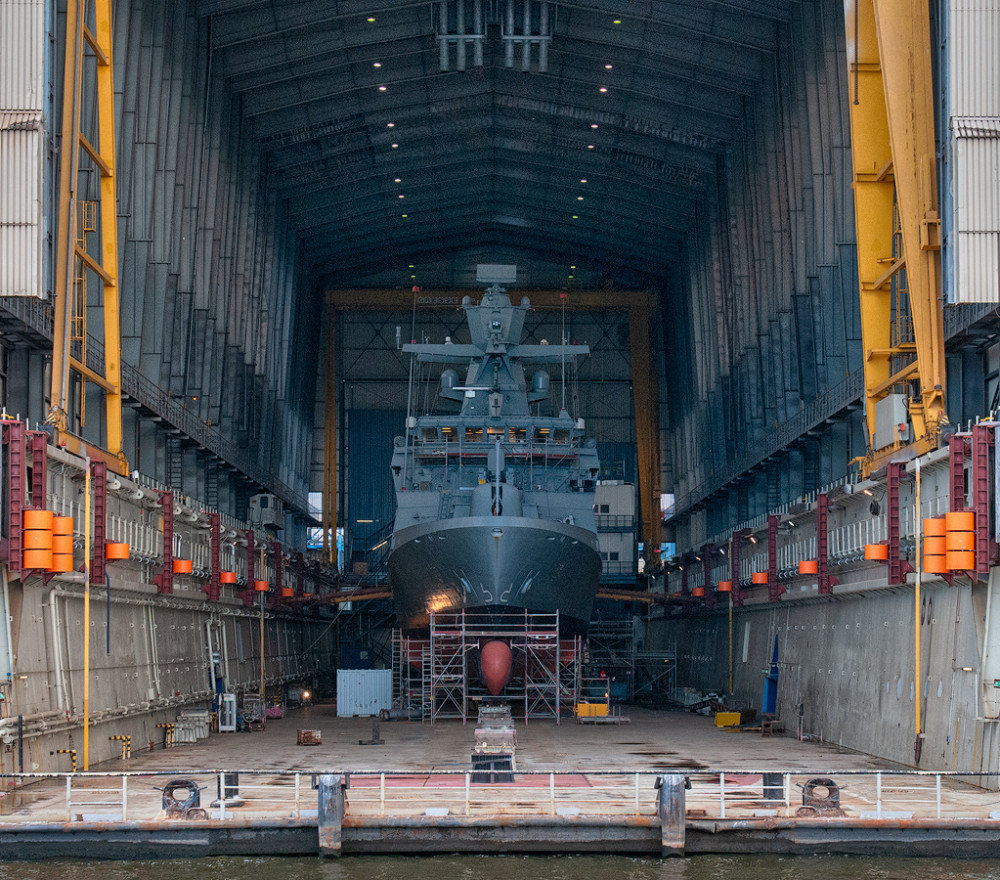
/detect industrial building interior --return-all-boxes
[1,0,1000,782]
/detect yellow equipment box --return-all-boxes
[714,711,741,728]
[575,702,609,717]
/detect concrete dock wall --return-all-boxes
[651,576,1000,781]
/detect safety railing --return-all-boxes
[0,768,998,826]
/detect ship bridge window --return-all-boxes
[509,427,527,442]
[442,426,456,440]
[422,427,438,442]
[465,426,483,442]
[534,427,551,442]
[553,429,570,443]
[487,427,504,438]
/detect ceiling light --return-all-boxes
[408,264,414,268]
[378,85,387,92]
[599,87,608,93]
[387,122,395,128]
[604,63,613,70]
[749,535,758,544]
[373,62,382,68]
[613,19,621,24]
[411,275,416,279]
[391,143,399,148]
[587,144,594,149]
[568,275,574,279]
[367,16,376,22]
[590,124,598,129]
[398,194,405,199]
[394,177,402,183]
[580,179,587,183]
[577,196,584,201]
[401,213,408,218]
[570,265,576,269]
[572,214,578,219]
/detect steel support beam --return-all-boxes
[845,0,946,477]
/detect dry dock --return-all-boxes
[2,704,1000,859]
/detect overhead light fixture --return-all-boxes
[590,123,598,129]
[401,213,408,218]
[599,87,608,93]
[587,144,595,149]
[572,214,578,219]
[577,196,584,201]
[391,143,399,148]
[604,63,613,70]
[367,16,375,22]
[570,264,576,269]
[387,122,395,128]
[373,62,382,68]
[613,19,621,24]
[580,179,587,184]
[378,85,387,92]
[398,194,405,199]
[749,535,758,544]
[862,488,873,496]
[394,177,402,183]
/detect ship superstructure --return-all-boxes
[387,283,602,636]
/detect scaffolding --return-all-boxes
[587,618,676,703]
[391,611,581,724]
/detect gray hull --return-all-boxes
[387,516,602,636]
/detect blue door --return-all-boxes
[762,634,779,715]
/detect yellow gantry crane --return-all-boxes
[50,0,127,474]
[845,0,947,477]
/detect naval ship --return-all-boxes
[386,277,602,644]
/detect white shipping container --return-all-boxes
[336,668,391,717]
[0,113,42,297]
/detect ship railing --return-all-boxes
[2,768,1000,825]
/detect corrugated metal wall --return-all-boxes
[0,0,44,297]
[64,0,320,502]
[948,0,1000,304]
[666,0,863,543]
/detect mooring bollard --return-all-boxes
[656,774,686,857]
[317,774,346,857]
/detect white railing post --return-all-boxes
[380,773,385,817]
[719,772,726,819]
[784,772,791,808]
[876,772,882,819]
[935,773,942,819]
[66,776,72,823]
[122,775,128,822]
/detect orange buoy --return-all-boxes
[51,535,73,555]
[751,571,768,584]
[281,586,294,598]
[22,548,53,569]
[946,530,975,551]
[923,535,947,555]
[945,510,975,532]
[924,554,950,574]
[23,529,53,550]
[254,579,269,592]
[717,580,732,593]
[48,552,74,573]
[947,550,975,570]
[105,542,129,560]
[923,517,947,537]
[798,560,819,575]
[23,509,53,530]
[864,543,889,561]
[220,571,237,584]
[691,586,705,598]
[172,558,193,574]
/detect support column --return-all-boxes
[317,774,346,857]
[656,774,685,856]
